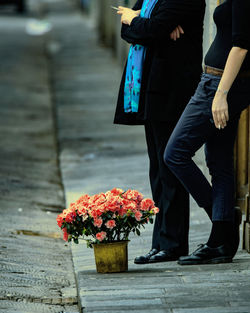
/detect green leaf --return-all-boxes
[86,240,93,248]
[136,229,141,236]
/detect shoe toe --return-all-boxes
[178,255,188,261]
[134,256,147,264]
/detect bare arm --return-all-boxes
[212,47,248,129]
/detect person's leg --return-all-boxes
[205,115,240,222]
[204,114,241,249]
[134,120,190,264]
[164,98,215,213]
[149,120,190,255]
[144,121,162,251]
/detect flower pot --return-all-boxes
[93,241,129,273]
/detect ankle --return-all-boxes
[207,221,234,248]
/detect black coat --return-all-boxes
[114,0,206,125]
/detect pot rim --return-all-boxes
[93,240,130,247]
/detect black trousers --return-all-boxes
[145,120,189,254]
[165,73,250,222]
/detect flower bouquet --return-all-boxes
[56,188,159,273]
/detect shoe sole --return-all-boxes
[148,257,179,263]
[134,260,150,264]
[178,256,232,265]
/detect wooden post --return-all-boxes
[236,110,249,211]
[242,107,250,252]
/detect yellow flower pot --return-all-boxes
[93,241,129,273]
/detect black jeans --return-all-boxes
[164,73,250,222]
[145,121,189,254]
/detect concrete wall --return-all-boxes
[203,0,217,55]
[83,0,218,66]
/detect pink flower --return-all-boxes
[126,202,137,212]
[123,189,143,202]
[76,194,90,205]
[63,208,77,223]
[65,211,76,223]
[94,218,103,228]
[104,195,122,212]
[118,207,128,217]
[108,188,124,196]
[56,214,64,228]
[153,207,159,214]
[62,228,68,241]
[56,189,157,245]
[140,198,155,211]
[96,231,107,242]
[77,206,87,216]
[135,211,142,221]
[91,193,106,206]
[89,209,98,219]
[105,220,116,229]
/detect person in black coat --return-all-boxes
[114,0,206,263]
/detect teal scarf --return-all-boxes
[124,0,158,113]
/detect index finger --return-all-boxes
[178,25,184,34]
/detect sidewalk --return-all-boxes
[47,2,250,313]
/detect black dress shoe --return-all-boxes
[148,249,181,263]
[134,248,158,264]
[178,244,232,265]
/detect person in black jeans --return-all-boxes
[114,0,206,263]
[164,0,250,265]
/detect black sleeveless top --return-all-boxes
[204,0,250,71]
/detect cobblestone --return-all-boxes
[0,1,78,312]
